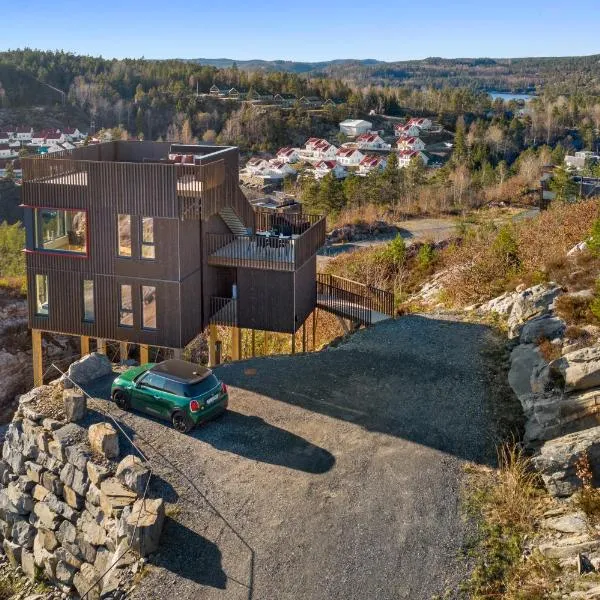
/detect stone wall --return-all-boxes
[0,376,164,599]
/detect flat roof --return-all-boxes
[150,359,212,384]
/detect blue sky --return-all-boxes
[3,0,599,61]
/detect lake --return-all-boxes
[489,91,535,102]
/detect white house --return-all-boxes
[0,132,10,144]
[394,123,421,137]
[63,127,85,141]
[246,157,272,174]
[336,147,365,167]
[354,133,391,151]
[406,117,433,131]
[302,138,338,160]
[358,155,387,175]
[396,135,426,152]
[314,160,347,179]
[339,119,372,137]
[0,144,15,159]
[276,147,300,163]
[15,127,32,142]
[397,149,429,168]
[267,160,296,178]
[274,93,297,107]
[31,132,46,146]
[45,132,66,146]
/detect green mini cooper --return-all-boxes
[111,359,228,432]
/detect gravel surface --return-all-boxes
[86,314,499,600]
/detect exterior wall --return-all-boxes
[294,255,317,329]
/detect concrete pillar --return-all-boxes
[119,341,128,364]
[96,338,107,355]
[231,327,241,361]
[251,329,256,358]
[172,348,182,360]
[140,344,149,365]
[208,325,218,367]
[32,329,43,388]
[80,335,90,356]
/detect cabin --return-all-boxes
[339,119,372,137]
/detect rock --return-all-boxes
[479,290,517,316]
[41,471,63,496]
[3,538,22,566]
[520,314,566,344]
[79,509,107,546]
[32,501,61,530]
[567,241,589,256]
[507,283,563,338]
[63,389,87,422]
[508,344,545,400]
[32,533,53,568]
[540,535,600,559]
[551,346,600,392]
[47,439,65,462]
[55,546,82,569]
[6,482,33,515]
[119,498,165,557]
[87,461,112,487]
[116,455,150,495]
[64,352,112,389]
[36,528,58,552]
[533,426,600,496]
[578,553,595,574]
[53,422,86,448]
[100,478,137,517]
[42,418,62,432]
[545,511,588,534]
[21,549,38,580]
[65,444,90,472]
[45,492,78,523]
[89,423,119,460]
[56,519,77,545]
[59,462,89,497]
[73,562,102,600]
[11,518,36,548]
[25,461,45,484]
[63,485,84,510]
[55,559,77,585]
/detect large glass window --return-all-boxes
[35,274,48,316]
[83,280,94,322]
[142,286,157,329]
[118,215,131,257]
[141,217,155,259]
[119,284,133,327]
[35,209,87,254]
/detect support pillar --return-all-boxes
[119,341,128,364]
[208,325,218,367]
[231,327,241,361]
[172,348,182,360]
[140,344,149,365]
[264,331,269,356]
[251,330,256,358]
[96,338,106,355]
[80,336,90,356]
[291,332,296,354]
[32,329,43,388]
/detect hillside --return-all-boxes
[0,63,65,107]
[186,57,383,73]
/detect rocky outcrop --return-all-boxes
[0,384,164,596]
[63,353,112,389]
[520,314,566,344]
[551,346,600,393]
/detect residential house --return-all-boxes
[336,147,365,167]
[406,117,433,131]
[397,149,429,168]
[209,85,230,97]
[276,147,301,163]
[45,132,66,146]
[0,144,15,159]
[274,93,297,107]
[227,88,246,100]
[63,127,85,141]
[245,157,272,174]
[339,119,372,137]
[299,96,323,108]
[267,160,296,179]
[0,133,11,144]
[313,160,347,179]
[565,150,599,171]
[302,138,338,161]
[396,135,426,152]
[21,141,326,386]
[354,133,391,151]
[394,123,421,137]
[358,155,387,175]
[248,89,274,103]
[15,127,33,142]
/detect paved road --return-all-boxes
[88,314,498,600]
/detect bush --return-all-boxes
[554,293,595,325]
[588,218,600,256]
[416,242,436,271]
[0,221,25,278]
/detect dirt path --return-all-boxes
[87,314,499,600]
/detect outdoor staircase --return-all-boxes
[220,206,249,236]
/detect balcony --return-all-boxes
[206,213,326,272]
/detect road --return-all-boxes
[87,314,499,600]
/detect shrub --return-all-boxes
[588,218,600,257]
[378,234,406,268]
[591,280,600,321]
[537,337,562,362]
[0,221,25,278]
[554,293,595,325]
[416,242,436,271]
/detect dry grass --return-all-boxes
[328,204,389,230]
[536,337,562,362]
[554,293,595,325]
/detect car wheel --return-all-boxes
[112,390,130,410]
[171,411,193,433]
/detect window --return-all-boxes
[118,215,131,257]
[119,284,133,327]
[139,372,165,390]
[34,209,87,254]
[35,274,48,316]
[162,379,185,396]
[83,280,94,322]
[142,286,157,329]
[141,217,155,259]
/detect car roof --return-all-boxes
[149,359,213,385]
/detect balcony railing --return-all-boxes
[206,214,326,271]
[209,297,238,326]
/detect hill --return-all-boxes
[186,57,383,73]
[0,63,65,107]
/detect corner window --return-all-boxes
[141,217,155,259]
[35,274,48,316]
[142,286,157,329]
[83,280,95,322]
[35,209,87,254]
[118,215,131,257]
[119,284,133,327]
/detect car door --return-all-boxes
[131,372,167,416]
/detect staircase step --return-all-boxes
[219,207,248,236]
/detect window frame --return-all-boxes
[31,207,89,258]
[119,284,134,328]
[117,214,132,258]
[34,274,49,317]
[141,285,157,330]
[140,217,156,260]
[82,279,95,323]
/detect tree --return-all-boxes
[3,161,15,181]
[548,165,577,202]
[452,116,468,164]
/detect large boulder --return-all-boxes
[533,425,600,496]
[88,423,119,460]
[479,290,518,316]
[63,389,87,422]
[508,344,545,400]
[63,353,112,389]
[550,346,600,392]
[520,314,566,344]
[116,455,150,495]
[507,284,563,338]
[118,498,165,557]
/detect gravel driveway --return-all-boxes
[87,314,498,600]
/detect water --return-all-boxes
[489,91,535,102]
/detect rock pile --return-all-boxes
[0,381,164,599]
[327,220,399,244]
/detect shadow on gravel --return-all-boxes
[150,517,227,589]
[216,314,499,467]
[194,410,335,474]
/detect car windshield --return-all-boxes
[186,374,220,398]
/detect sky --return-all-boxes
[3,0,599,62]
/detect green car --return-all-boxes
[111,359,228,432]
